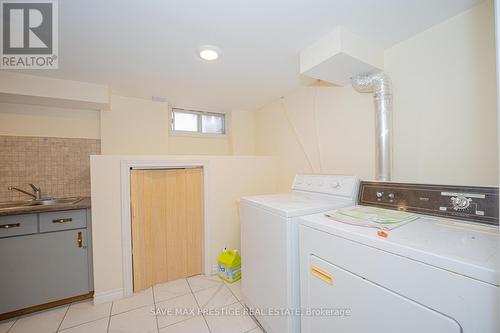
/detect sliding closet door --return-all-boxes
[130,168,203,292]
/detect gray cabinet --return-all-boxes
[0,209,92,314]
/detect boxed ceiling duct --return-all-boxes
[300,27,384,86]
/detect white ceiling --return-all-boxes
[22,0,482,111]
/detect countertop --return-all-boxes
[0,197,91,216]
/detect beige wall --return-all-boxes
[385,0,497,185]
[255,85,374,191]
[0,71,109,110]
[101,95,251,155]
[90,155,278,296]
[255,0,498,190]
[168,109,256,155]
[0,102,100,139]
[100,95,170,154]
[0,93,244,156]
[231,110,256,155]
[168,135,230,155]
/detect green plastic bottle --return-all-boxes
[217,247,241,283]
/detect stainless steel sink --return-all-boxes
[25,198,83,206]
[0,197,84,211]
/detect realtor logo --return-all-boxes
[1,0,58,69]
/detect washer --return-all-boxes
[299,181,499,333]
[240,174,359,333]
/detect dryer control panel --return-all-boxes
[358,181,499,226]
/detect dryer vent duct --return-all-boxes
[351,72,393,181]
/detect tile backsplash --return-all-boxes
[0,136,100,202]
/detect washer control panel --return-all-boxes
[292,174,359,199]
[358,181,499,226]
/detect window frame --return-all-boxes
[170,107,227,137]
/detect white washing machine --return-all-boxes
[299,181,499,333]
[240,174,359,333]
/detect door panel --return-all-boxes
[150,170,169,285]
[0,229,89,313]
[185,168,203,276]
[302,255,462,333]
[166,169,187,281]
[131,168,203,292]
[131,170,152,291]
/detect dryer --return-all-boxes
[299,181,499,333]
[240,174,359,333]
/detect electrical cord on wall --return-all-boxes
[280,96,315,173]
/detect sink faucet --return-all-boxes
[8,184,43,200]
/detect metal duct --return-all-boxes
[351,72,393,181]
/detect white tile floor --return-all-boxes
[0,276,264,333]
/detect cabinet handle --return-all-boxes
[53,218,72,224]
[77,231,83,248]
[311,265,333,285]
[0,223,20,229]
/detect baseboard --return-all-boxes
[93,288,123,304]
[0,292,94,321]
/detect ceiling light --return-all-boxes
[198,46,220,61]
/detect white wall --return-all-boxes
[255,0,498,190]
[0,102,100,139]
[90,155,278,296]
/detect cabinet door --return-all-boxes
[0,229,89,314]
[302,255,462,333]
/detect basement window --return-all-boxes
[171,108,226,135]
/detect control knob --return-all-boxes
[451,196,471,210]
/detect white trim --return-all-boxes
[120,159,211,297]
[169,130,228,139]
[93,288,123,304]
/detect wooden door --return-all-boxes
[130,168,203,292]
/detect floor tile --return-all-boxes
[155,293,199,329]
[204,302,257,333]
[60,300,111,330]
[9,305,68,333]
[158,316,209,333]
[0,317,17,333]
[194,284,237,309]
[109,305,157,333]
[187,275,223,292]
[224,279,243,301]
[112,288,154,315]
[153,279,191,303]
[58,317,109,333]
[246,327,265,333]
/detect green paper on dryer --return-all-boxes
[325,206,418,230]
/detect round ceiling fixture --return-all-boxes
[198,45,221,62]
